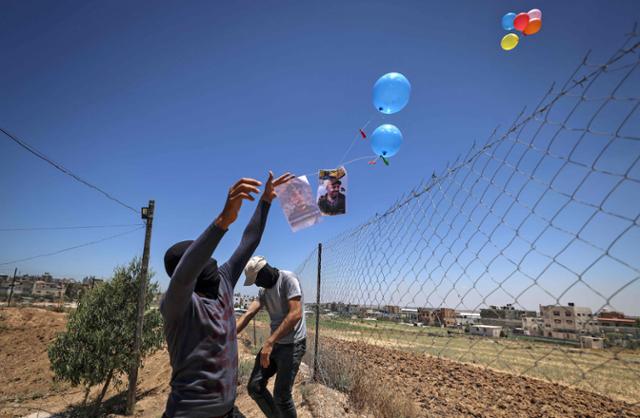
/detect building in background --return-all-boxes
[416,308,456,327]
[31,281,65,299]
[0,273,96,303]
[522,316,543,336]
[401,307,418,323]
[456,312,481,326]
[580,336,604,349]
[470,325,502,338]
[595,311,636,328]
[540,303,593,340]
[480,304,537,329]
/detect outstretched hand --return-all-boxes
[261,171,295,203]
[215,178,262,230]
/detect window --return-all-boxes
[566,320,573,324]
[545,324,551,328]
[554,319,562,324]
[565,312,572,317]
[553,311,560,316]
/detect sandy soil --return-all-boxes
[3,307,638,418]
[320,337,640,418]
[0,308,359,418]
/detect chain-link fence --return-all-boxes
[298,28,640,416]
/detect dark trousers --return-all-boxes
[162,406,241,418]
[247,339,306,418]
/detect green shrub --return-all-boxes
[48,258,164,415]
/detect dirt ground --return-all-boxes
[320,337,640,418]
[3,307,639,418]
[0,308,362,418]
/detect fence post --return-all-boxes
[313,242,322,381]
[253,317,257,347]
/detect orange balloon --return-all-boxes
[513,12,530,32]
[524,18,542,35]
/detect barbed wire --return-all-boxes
[298,27,640,414]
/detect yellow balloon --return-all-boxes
[501,33,519,51]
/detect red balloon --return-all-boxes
[513,13,530,32]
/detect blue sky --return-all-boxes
[1,1,639,312]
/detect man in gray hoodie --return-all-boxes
[160,171,294,418]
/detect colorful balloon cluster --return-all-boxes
[500,8,542,51]
[369,72,410,164]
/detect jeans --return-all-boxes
[247,339,306,418]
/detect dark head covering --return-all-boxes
[164,240,220,299]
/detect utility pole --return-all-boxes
[7,268,17,307]
[126,200,155,415]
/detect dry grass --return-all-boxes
[316,317,640,403]
[314,344,419,418]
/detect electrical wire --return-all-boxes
[0,223,143,232]
[0,226,144,266]
[0,127,139,214]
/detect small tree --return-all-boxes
[48,258,164,415]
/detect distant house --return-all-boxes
[470,325,502,338]
[31,281,65,300]
[400,308,418,323]
[480,304,537,329]
[522,316,543,336]
[417,308,456,327]
[382,305,401,320]
[580,336,604,350]
[384,305,401,315]
[456,312,481,326]
[540,303,593,340]
[595,311,636,328]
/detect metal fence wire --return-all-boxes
[297,28,640,415]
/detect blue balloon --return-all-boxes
[371,124,403,158]
[502,12,516,31]
[373,72,411,114]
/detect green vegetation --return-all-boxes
[48,258,164,416]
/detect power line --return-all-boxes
[0,226,144,266]
[0,223,143,232]
[0,127,139,214]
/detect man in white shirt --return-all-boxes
[236,256,306,418]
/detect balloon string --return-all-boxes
[294,112,381,180]
[296,155,376,179]
[337,116,375,167]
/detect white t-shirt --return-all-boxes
[259,270,307,344]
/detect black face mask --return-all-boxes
[255,264,279,289]
[164,240,220,299]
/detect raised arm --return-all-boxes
[221,171,295,287]
[161,178,262,321]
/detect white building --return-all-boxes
[470,325,502,338]
[456,312,481,325]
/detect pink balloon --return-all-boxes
[528,9,542,20]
